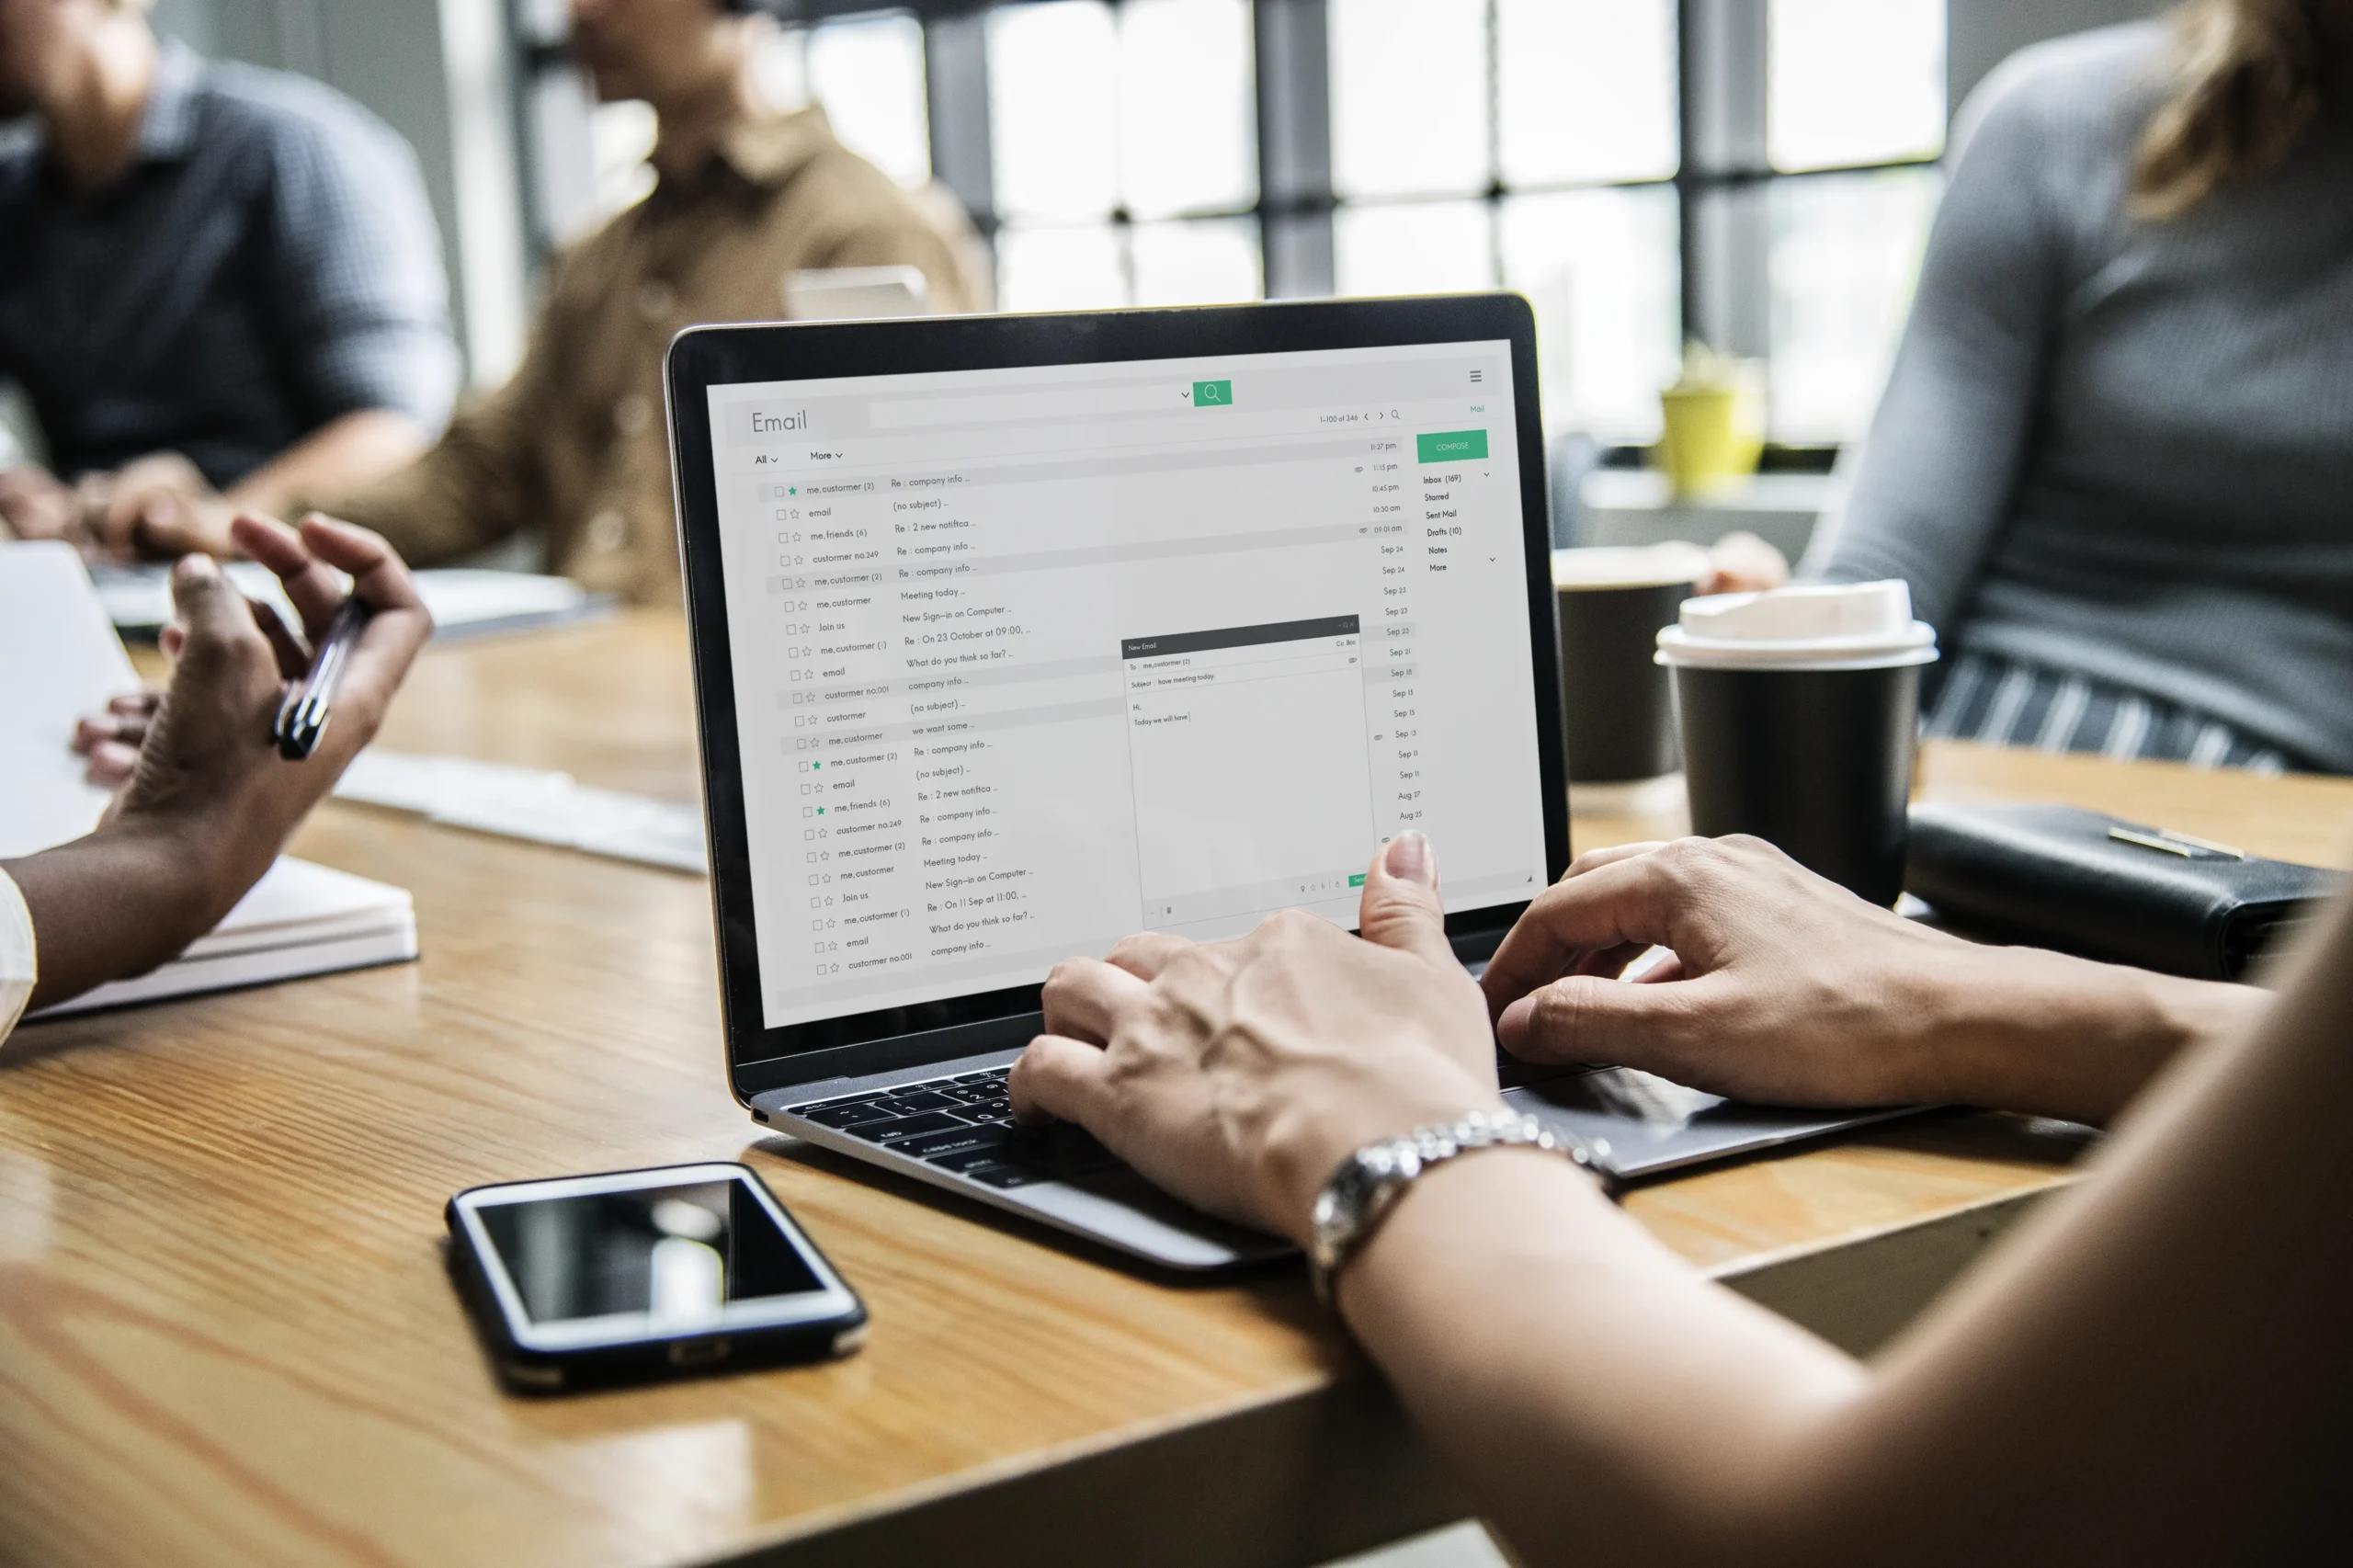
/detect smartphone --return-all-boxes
[446,1162,866,1393]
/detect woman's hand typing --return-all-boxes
[1009,831,1505,1244]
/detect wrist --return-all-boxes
[1273,1078,1507,1245]
[106,786,284,928]
[8,823,224,1009]
[1917,942,2252,1124]
[1310,1110,1606,1306]
[1331,1142,1617,1329]
[96,813,233,929]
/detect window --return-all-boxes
[512,0,1950,449]
[1328,0,1684,439]
[1768,0,1946,172]
[1765,0,1946,440]
[1768,171,1941,442]
[805,15,934,189]
[1499,1,1679,188]
[1329,0,1487,202]
[988,0,1261,312]
[1501,187,1683,441]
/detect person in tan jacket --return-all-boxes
[119,0,985,606]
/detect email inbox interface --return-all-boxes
[709,342,1548,1031]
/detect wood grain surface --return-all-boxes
[6,613,2342,1568]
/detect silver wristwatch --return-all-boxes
[1308,1110,1611,1306]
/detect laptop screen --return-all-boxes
[699,338,1551,1032]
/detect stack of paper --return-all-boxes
[333,750,708,874]
[87,563,609,642]
[0,541,416,1020]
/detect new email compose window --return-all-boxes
[707,341,1549,1029]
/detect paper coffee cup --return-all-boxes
[1657,582,1938,905]
[1553,545,1710,784]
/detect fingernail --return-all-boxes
[1384,830,1434,886]
[176,552,218,580]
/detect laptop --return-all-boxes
[664,295,1906,1271]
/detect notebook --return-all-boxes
[0,541,416,1018]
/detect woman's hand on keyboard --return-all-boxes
[1478,835,2262,1127]
[1008,831,1506,1244]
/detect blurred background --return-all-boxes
[28,0,2166,484]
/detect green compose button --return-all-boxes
[1417,428,1487,463]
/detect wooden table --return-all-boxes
[5,613,2347,1568]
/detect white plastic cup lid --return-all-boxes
[1552,542,1711,591]
[1654,580,1938,671]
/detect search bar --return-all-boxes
[870,381,1220,429]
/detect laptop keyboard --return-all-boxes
[791,1069,1126,1189]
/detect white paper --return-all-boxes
[334,749,708,874]
[86,563,590,638]
[0,541,142,858]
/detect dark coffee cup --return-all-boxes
[1657,583,1938,907]
[1553,545,1709,784]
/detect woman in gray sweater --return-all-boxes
[1819,0,2353,773]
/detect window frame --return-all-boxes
[508,0,1946,451]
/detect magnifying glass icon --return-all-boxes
[1193,380,1231,406]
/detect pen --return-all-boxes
[272,596,372,761]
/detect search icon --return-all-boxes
[1192,379,1232,407]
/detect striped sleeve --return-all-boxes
[0,868,33,1048]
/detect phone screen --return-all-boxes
[472,1176,824,1328]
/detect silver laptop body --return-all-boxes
[665,296,1903,1272]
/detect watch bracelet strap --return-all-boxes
[1307,1110,1618,1308]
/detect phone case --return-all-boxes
[444,1167,868,1396]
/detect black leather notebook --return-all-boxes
[1905,802,2341,982]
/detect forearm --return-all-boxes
[1337,1153,1865,1567]
[1920,944,2268,1125]
[331,392,542,568]
[226,409,430,518]
[2,825,227,1010]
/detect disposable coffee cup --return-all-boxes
[1656,582,1938,906]
[1553,543,1711,785]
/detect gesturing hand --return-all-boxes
[104,511,432,924]
[9,511,432,1011]
[1009,833,1506,1244]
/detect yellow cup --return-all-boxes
[1655,381,1764,498]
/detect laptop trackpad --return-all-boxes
[1506,1067,1909,1181]
[1012,1167,1293,1269]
